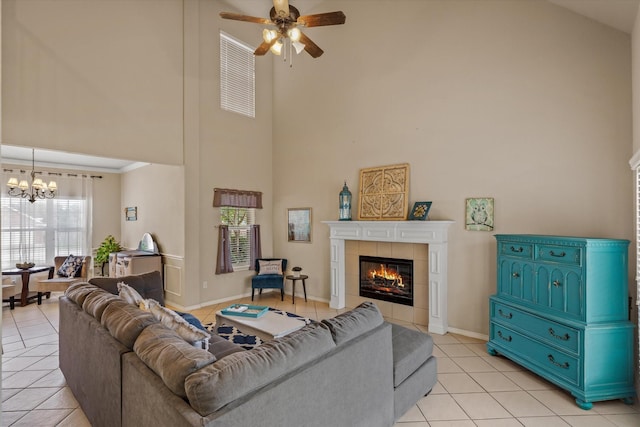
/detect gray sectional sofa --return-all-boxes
[59,272,437,427]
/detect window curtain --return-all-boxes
[249,224,262,270]
[215,225,234,274]
[0,170,94,269]
[213,188,262,208]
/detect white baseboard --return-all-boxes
[447,326,489,342]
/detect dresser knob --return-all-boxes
[512,272,520,278]
[549,251,566,258]
[510,246,523,253]
[552,280,562,287]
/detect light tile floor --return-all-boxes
[2,292,639,426]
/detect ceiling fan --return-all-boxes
[220,0,346,58]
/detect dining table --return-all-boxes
[2,265,55,307]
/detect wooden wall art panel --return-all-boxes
[358,163,410,220]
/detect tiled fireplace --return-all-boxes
[324,221,454,334]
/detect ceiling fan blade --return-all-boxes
[219,12,272,25]
[254,39,278,56]
[273,0,290,16]
[297,11,346,27]
[298,31,324,58]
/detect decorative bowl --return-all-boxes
[16,262,35,270]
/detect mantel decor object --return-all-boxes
[339,182,352,220]
[358,163,409,221]
[408,201,432,220]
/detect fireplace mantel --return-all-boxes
[323,220,454,334]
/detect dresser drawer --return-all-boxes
[499,242,533,259]
[490,323,580,386]
[535,244,582,266]
[491,300,580,354]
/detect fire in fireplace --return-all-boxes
[359,256,413,306]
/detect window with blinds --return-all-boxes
[221,207,255,269]
[220,31,255,118]
[1,197,89,269]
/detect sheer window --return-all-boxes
[221,207,255,270]
[1,173,93,269]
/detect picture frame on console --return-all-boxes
[288,208,312,243]
[408,201,432,220]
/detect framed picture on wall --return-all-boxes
[465,198,494,231]
[288,208,312,243]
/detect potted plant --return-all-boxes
[292,266,302,278]
[96,235,122,276]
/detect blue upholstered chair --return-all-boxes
[251,258,287,301]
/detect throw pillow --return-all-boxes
[57,255,84,278]
[258,259,282,275]
[147,299,210,350]
[117,282,144,306]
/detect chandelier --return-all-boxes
[6,149,57,203]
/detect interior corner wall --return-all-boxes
[272,0,633,335]
[1,0,184,165]
[630,0,640,404]
[121,163,185,303]
[179,0,274,308]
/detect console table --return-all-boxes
[2,265,54,307]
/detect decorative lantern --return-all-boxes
[339,181,352,221]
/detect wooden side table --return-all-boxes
[285,275,308,303]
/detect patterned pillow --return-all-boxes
[147,299,210,350]
[118,282,144,305]
[57,255,84,278]
[258,259,283,275]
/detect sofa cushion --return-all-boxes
[57,254,84,278]
[134,323,216,399]
[148,300,210,350]
[89,270,164,306]
[390,323,434,387]
[185,322,335,415]
[101,299,158,349]
[208,334,245,360]
[65,282,102,306]
[117,282,144,305]
[321,301,384,346]
[82,291,121,322]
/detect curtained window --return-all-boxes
[1,172,94,269]
[214,188,262,274]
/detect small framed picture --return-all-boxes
[465,198,494,231]
[408,201,432,220]
[125,207,137,221]
[287,208,312,243]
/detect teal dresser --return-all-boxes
[487,235,635,409]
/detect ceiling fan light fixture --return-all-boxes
[262,28,278,43]
[292,40,305,54]
[270,40,283,55]
[288,27,301,42]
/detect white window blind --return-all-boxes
[220,31,255,118]
[221,207,255,269]
[1,197,89,269]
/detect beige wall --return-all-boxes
[1,0,184,165]
[178,0,274,308]
[1,0,634,335]
[272,0,634,335]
